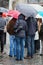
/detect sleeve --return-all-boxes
[25,22,28,36]
[35,19,38,32]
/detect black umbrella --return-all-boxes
[0,7,8,13]
[16,4,38,17]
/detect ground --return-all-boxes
[0,49,43,65]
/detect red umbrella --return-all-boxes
[7,10,20,19]
[2,12,8,17]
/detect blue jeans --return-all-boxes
[27,35,35,57]
[9,35,16,56]
[16,37,25,60]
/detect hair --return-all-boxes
[18,14,25,19]
[0,12,2,15]
[7,18,17,35]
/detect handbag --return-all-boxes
[34,31,39,40]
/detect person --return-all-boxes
[0,12,6,55]
[14,14,28,60]
[38,19,43,56]
[34,30,39,53]
[26,16,38,58]
[7,18,17,57]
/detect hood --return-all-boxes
[18,14,25,20]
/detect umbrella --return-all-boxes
[36,14,43,18]
[7,10,20,19]
[0,7,8,13]
[36,11,43,23]
[2,12,8,17]
[38,11,43,17]
[16,4,38,17]
[28,4,43,12]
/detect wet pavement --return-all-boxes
[0,50,43,65]
[0,38,43,65]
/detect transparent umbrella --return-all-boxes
[16,4,38,17]
[0,7,8,13]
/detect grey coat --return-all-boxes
[14,14,28,37]
[0,17,6,30]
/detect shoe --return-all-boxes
[9,55,12,57]
[20,58,24,61]
[40,54,43,56]
[16,59,20,61]
[24,56,31,59]
[31,56,33,58]
[14,55,16,57]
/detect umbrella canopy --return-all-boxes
[38,11,43,17]
[36,11,43,23]
[28,4,43,12]
[2,12,8,17]
[36,14,43,18]
[16,4,38,17]
[7,10,20,19]
[0,7,8,13]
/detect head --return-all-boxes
[18,14,25,20]
[0,12,2,17]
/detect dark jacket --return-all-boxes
[39,23,43,40]
[14,14,28,37]
[0,17,6,31]
[26,17,38,35]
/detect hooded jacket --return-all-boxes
[0,17,6,30]
[26,17,38,35]
[14,14,28,37]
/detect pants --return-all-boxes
[0,31,4,53]
[35,40,40,52]
[39,40,43,54]
[9,35,16,56]
[27,35,35,57]
[16,37,25,60]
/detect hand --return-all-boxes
[4,26,7,32]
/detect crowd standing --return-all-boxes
[0,12,43,61]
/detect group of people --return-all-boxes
[0,12,42,61]
[6,14,38,61]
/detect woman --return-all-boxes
[7,18,17,57]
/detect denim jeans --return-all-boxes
[9,35,16,56]
[16,37,25,60]
[27,35,35,57]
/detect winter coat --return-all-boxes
[0,17,6,31]
[7,18,17,35]
[14,14,28,37]
[39,23,43,40]
[26,17,38,35]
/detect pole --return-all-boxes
[9,0,13,10]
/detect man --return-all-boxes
[0,12,6,55]
[26,16,38,58]
[14,14,28,60]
